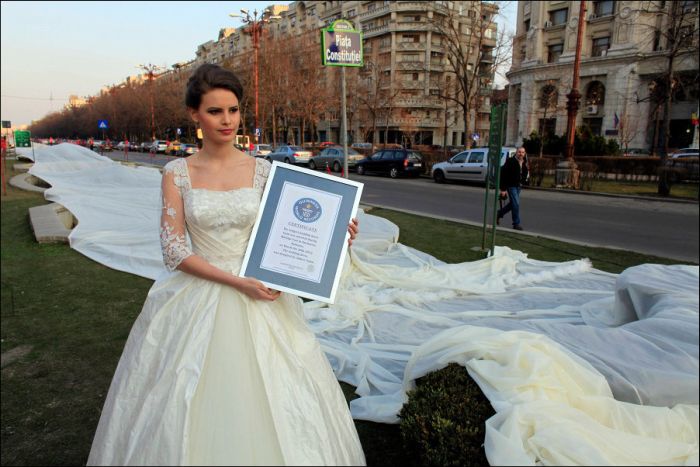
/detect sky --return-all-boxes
[1,1,517,128]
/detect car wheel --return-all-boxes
[333,161,341,172]
[308,160,316,170]
[356,165,365,175]
[284,157,291,164]
[433,170,446,184]
[389,167,399,179]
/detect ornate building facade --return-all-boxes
[191,1,498,147]
[506,0,699,152]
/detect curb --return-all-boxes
[417,174,699,204]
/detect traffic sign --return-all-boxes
[321,20,363,67]
[176,128,181,135]
[255,128,261,137]
[14,130,31,147]
[98,119,109,130]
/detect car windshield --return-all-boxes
[257,145,271,150]
[288,146,303,151]
[329,146,359,155]
[407,151,422,161]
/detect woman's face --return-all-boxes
[189,88,240,145]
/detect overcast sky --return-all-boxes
[1,1,516,127]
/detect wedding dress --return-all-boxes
[87,157,365,466]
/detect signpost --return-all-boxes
[321,19,363,179]
[98,120,108,150]
[479,103,507,256]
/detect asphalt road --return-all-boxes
[105,152,700,263]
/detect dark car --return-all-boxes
[355,148,423,178]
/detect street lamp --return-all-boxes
[230,8,281,144]
[136,63,165,143]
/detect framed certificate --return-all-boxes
[240,161,363,304]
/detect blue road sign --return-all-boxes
[98,119,109,130]
[176,128,181,135]
[255,128,261,137]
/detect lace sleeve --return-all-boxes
[160,164,193,271]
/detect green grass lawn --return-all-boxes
[538,174,700,199]
[0,162,695,466]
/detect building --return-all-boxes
[506,0,699,152]
[192,1,498,147]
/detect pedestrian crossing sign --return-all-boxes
[98,120,109,130]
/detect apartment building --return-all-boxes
[192,1,498,147]
[506,0,699,151]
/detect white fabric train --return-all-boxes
[22,144,699,465]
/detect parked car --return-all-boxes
[351,142,373,150]
[355,148,424,178]
[166,141,182,155]
[139,142,151,152]
[251,144,272,158]
[319,141,336,148]
[91,140,105,151]
[670,148,699,159]
[309,146,363,172]
[266,145,313,165]
[431,147,518,184]
[175,143,198,157]
[150,140,168,153]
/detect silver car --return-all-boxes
[251,144,272,158]
[266,145,313,165]
[431,147,517,184]
[309,146,363,172]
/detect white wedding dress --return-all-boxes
[87,157,365,466]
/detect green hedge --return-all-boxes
[398,363,495,466]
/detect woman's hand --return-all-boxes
[237,277,281,301]
[347,217,359,248]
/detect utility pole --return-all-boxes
[231,8,281,145]
[136,63,164,143]
[557,0,586,189]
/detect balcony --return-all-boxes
[397,61,425,71]
[398,41,427,51]
[362,23,390,38]
[395,96,444,108]
[394,22,430,33]
[401,81,425,90]
[393,2,435,13]
[358,4,390,20]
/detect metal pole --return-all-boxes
[341,66,348,178]
[254,21,260,144]
[564,0,586,162]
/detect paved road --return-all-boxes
[105,153,699,263]
[351,174,699,263]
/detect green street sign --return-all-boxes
[14,130,31,147]
[321,20,363,67]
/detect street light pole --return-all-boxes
[230,9,281,145]
[136,63,164,143]
[556,0,586,189]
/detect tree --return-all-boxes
[429,1,512,148]
[538,82,559,157]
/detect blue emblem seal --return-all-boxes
[293,198,322,223]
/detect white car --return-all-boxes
[266,145,313,165]
[431,147,518,184]
[251,144,272,158]
[670,148,699,159]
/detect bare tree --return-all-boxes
[537,81,559,158]
[429,1,512,148]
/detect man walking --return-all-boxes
[497,146,529,231]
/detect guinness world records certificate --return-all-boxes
[240,161,363,303]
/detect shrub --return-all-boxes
[398,363,495,467]
[528,157,555,187]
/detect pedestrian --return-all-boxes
[87,63,365,466]
[497,146,529,231]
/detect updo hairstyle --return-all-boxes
[185,64,244,110]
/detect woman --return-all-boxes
[87,64,365,466]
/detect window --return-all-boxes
[524,19,530,31]
[585,81,606,106]
[401,54,420,62]
[540,83,559,108]
[347,8,356,17]
[548,43,563,62]
[549,8,568,26]
[468,10,476,18]
[368,3,376,11]
[412,73,419,80]
[453,152,468,163]
[593,1,614,17]
[468,151,485,163]
[653,30,662,51]
[679,25,694,48]
[681,0,696,12]
[591,36,610,56]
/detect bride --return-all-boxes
[87,64,365,466]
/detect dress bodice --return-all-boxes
[161,157,270,273]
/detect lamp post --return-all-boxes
[136,63,164,144]
[230,8,281,144]
[557,0,586,188]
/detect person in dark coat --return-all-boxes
[497,146,529,231]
